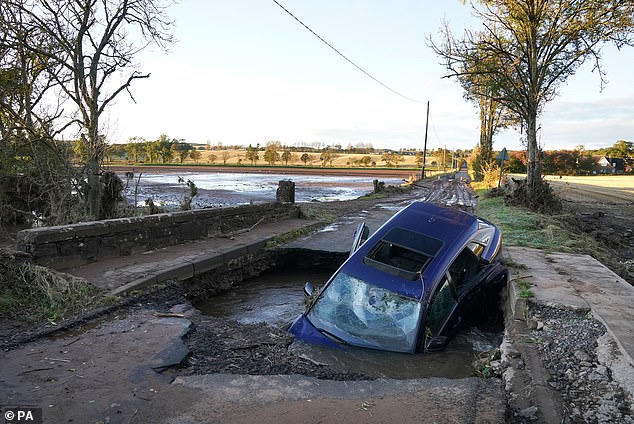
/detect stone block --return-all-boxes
[57,237,100,262]
[17,225,76,244]
[29,243,58,262]
[107,217,143,234]
[247,239,269,255]
[109,274,158,297]
[143,213,174,228]
[193,255,225,275]
[156,262,195,283]
[276,180,295,203]
[70,220,110,238]
[223,246,249,262]
[179,221,205,241]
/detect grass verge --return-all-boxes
[475,189,632,283]
[477,190,599,252]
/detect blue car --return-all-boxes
[288,201,507,354]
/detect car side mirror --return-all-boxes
[349,222,369,256]
[303,282,315,298]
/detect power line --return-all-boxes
[428,110,442,148]
[271,0,424,104]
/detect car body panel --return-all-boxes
[288,201,507,354]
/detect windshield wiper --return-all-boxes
[316,327,350,346]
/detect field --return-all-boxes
[544,175,634,203]
[119,148,453,170]
[545,174,634,283]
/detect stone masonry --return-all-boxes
[16,202,300,270]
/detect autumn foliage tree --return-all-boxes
[2,0,175,220]
[431,0,634,207]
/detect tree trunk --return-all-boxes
[525,109,542,191]
[87,106,103,220]
[86,153,102,220]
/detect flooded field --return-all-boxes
[120,171,404,209]
[195,260,503,380]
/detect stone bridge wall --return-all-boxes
[16,203,300,270]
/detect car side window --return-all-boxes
[425,278,456,337]
[448,247,482,296]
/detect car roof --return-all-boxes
[341,201,479,299]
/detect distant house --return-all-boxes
[593,156,625,174]
[608,158,625,173]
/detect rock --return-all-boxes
[519,406,539,419]
[595,365,608,376]
[574,350,591,362]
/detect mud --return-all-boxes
[190,256,504,380]
[563,200,634,283]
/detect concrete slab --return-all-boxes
[65,218,322,295]
[281,198,413,253]
[506,246,634,367]
[132,374,506,423]
[0,308,192,424]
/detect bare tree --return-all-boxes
[10,0,175,219]
[0,1,81,224]
[431,0,634,203]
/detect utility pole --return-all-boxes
[421,101,429,180]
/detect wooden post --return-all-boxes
[422,100,429,180]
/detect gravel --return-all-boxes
[528,303,633,423]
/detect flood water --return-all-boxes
[196,261,503,380]
[120,171,404,209]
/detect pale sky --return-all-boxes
[108,0,634,152]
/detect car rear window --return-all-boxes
[364,227,443,279]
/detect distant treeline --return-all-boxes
[76,136,632,175]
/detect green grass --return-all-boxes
[475,189,632,283]
[476,190,596,253]
[299,206,336,222]
[265,225,320,248]
[513,277,535,299]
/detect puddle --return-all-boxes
[195,258,504,380]
[195,266,327,328]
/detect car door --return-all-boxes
[422,245,485,351]
[422,275,458,351]
[447,244,486,322]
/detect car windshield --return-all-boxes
[307,271,422,353]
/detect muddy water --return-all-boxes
[196,264,503,380]
[121,172,404,209]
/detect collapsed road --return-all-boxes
[1,175,633,423]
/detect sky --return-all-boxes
[108,0,634,152]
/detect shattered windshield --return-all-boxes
[307,272,421,353]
